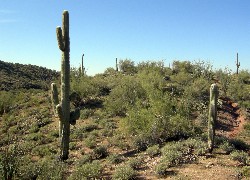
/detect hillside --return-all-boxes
[0,60,59,91]
[0,60,250,179]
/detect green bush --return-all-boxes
[107,154,123,164]
[154,162,171,177]
[161,138,206,167]
[219,141,235,154]
[119,59,137,74]
[70,160,102,180]
[126,157,143,170]
[146,144,160,157]
[85,135,97,149]
[0,145,19,180]
[92,146,108,159]
[112,164,137,180]
[230,150,249,165]
[104,76,146,116]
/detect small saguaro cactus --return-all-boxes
[51,10,80,160]
[236,53,240,74]
[208,83,219,153]
[82,53,85,75]
[116,58,118,71]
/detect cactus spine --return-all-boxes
[208,83,219,153]
[51,10,80,160]
[236,53,240,74]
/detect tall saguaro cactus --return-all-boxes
[51,10,79,160]
[236,53,240,74]
[208,83,219,153]
[82,53,85,75]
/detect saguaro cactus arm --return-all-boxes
[56,27,65,51]
[51,83,59,116]
[208,83,219,153]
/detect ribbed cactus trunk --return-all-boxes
[208,83,219,153]
[236,53,240,74]
[51,10,80,161]
[57,10,70,160]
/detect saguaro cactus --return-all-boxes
[51,10,80,160]
[82,53,85,75]
[236,53,240,74]
[208,83,219,153]
[116,58,118,71]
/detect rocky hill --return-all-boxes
[0,60,59,91]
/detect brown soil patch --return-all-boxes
[216,97,247,138]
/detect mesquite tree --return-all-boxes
[208,83,219,153]
[51,10,79,160]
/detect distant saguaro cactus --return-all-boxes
[116,58,118,71]
[51,10,80,160]
[82,53,85,75]
[208,83,219,153]
[235,53,240,74]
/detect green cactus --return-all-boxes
[82,53,85,75]
[116,58,118,71]
[51,10,80,160]
[236,52,240,74]
[208,83,219,153]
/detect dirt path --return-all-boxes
[216,98,247,138]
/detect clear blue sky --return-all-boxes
[1,0,250,75]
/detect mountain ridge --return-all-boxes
[0,60,59,91]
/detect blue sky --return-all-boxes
[0,0,250,75]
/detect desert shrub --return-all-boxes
[71,73,99,98]
[132,134,153,152]
[126,157,143,170]
[183,77,210,104]
[171,71,192,86]
[146,144,160,157]
[92,146,108,159]
[112,164,137,180]
[101,120,116,137]
[237,70,250,84]
[219,141,235,154]
[239,166,250,178]
[77,154,92,165]
[228,77,250,106]
[36,158,65,180]
[0,144,19,180]
[104,76,146,116]
[80,108,94,119]
[230,150,249,165]
[215,68,232,96]
[192,60,214,80]
[0,91,15,114]
[107,154,124,164]
[154,162,171,177]
[172,60,194,74]
[85,135,96,149]
[119,59,137,74]
[32,145,56,157]
[69,142,77,150]
[107,134,129,150]
[123,105,192,146]
[70,160,102,180]
[161,138,206,167]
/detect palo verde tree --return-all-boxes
[51,10,80,160]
